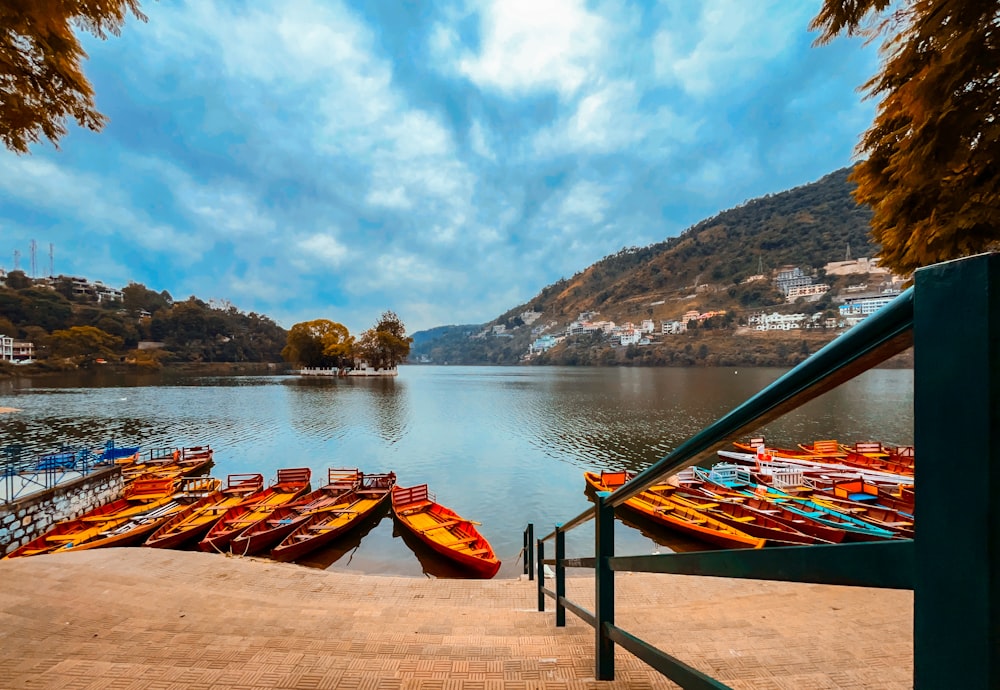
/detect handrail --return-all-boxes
[610,287,913,507]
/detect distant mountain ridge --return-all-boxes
[411,166,878,365]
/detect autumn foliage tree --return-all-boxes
[281,319,354,369]
[1,0,146,153]
[812,0,1000,275]
[356,311,413,371]
[48,325,122,362]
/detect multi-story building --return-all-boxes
[786,283,830,302]
[748,312,808,331]
[774,267,814,295]
[661,320,686,335]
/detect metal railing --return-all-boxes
[525,253,999,689]
[1,440,135,504]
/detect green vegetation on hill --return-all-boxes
[0,275,286,368]
[410,166,885,367]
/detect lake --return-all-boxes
[0,365,913,578]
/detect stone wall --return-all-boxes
[0,466,124,557]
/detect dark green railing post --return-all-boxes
[537,538,545,611]
[555,524,566,627]
[595,491,615,680]
[913,253,1000,690]
[525,523,534,580]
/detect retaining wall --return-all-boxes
[0,466,123,556]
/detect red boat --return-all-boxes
[270,472,396,563]
[391,484,500,578]
[230,469,363,556]
[144,473,265,549]
[198,468,311,553]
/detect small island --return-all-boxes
[282,310,412,377]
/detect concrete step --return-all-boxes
[0,548,912,689]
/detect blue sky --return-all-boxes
[0,0,879,334]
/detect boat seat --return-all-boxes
[467,548,491,556]
[451,537,478,546]
[730,516,756,522]
[419,519,461,533]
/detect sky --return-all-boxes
[0,0,880,335]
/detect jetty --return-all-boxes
[0,548,911,688]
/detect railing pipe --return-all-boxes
[595,491,615,680]
[536,539,545,611]
[610,287,914,508]
[555,525,566,627]
[526,523,534,580]
[523,523,533,579]
[913,253,999,688]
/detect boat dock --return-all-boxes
[0,548,912,688]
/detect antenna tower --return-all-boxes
[49,243,54,277]
[13,250,20,271]
[30,240,36,278]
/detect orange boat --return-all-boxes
[198,468,311,553]
[122,446,214,483]
[270,472,395,562]
[230,469,364,556]
[52,477,221,552]
[5,477,180,559]
[584,470,766,549]
[144,473,265,549]
[391,484,500,578]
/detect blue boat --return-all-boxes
[691,464,898,542]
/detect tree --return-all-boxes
[812,1,1000,275]
[48,325,122,361]
[356,311,413,370]
[281,319,354,368]
[1,1,146,153]
[4,270,32,290]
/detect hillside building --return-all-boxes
[786,283,830,302]
[774,267,814,296]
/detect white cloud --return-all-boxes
[298,234,350,268]
[456,0,608,97]
[653,1,814,97]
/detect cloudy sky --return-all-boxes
[0,0,879,334]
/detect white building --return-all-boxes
[661,320,686,335]
[774,267,814,295]
[749,312,808,331]
[838,291,902,320]
[640,319,655,334]
[529,335,561,354]
[786,283,830,302]
[0,335,12,361]
[620,330,642,346]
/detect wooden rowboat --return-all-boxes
[144,473,266,549]
[270,472,396,563]
[584,471,766,549]
[54,477,221,552]
[198,467,311,553]
[690,465,898,542]
[230,469,364,556]
[5,477,185,559]
[391,484,500,578]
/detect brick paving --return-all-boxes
[0,549,912,689]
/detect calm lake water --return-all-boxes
[0,365,913,578]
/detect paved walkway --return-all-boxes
[0,549,912,689]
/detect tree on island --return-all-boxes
[356,311,413,371]
[281,319,355,369]
[1,1,146,153]
[812,0,1000,275]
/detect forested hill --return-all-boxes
[410,166,879,365]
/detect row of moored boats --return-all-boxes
[4,447,501,578]
[585,437,915,548]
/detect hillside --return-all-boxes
[410,166,887,367]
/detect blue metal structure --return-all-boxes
[527,253,998,688]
